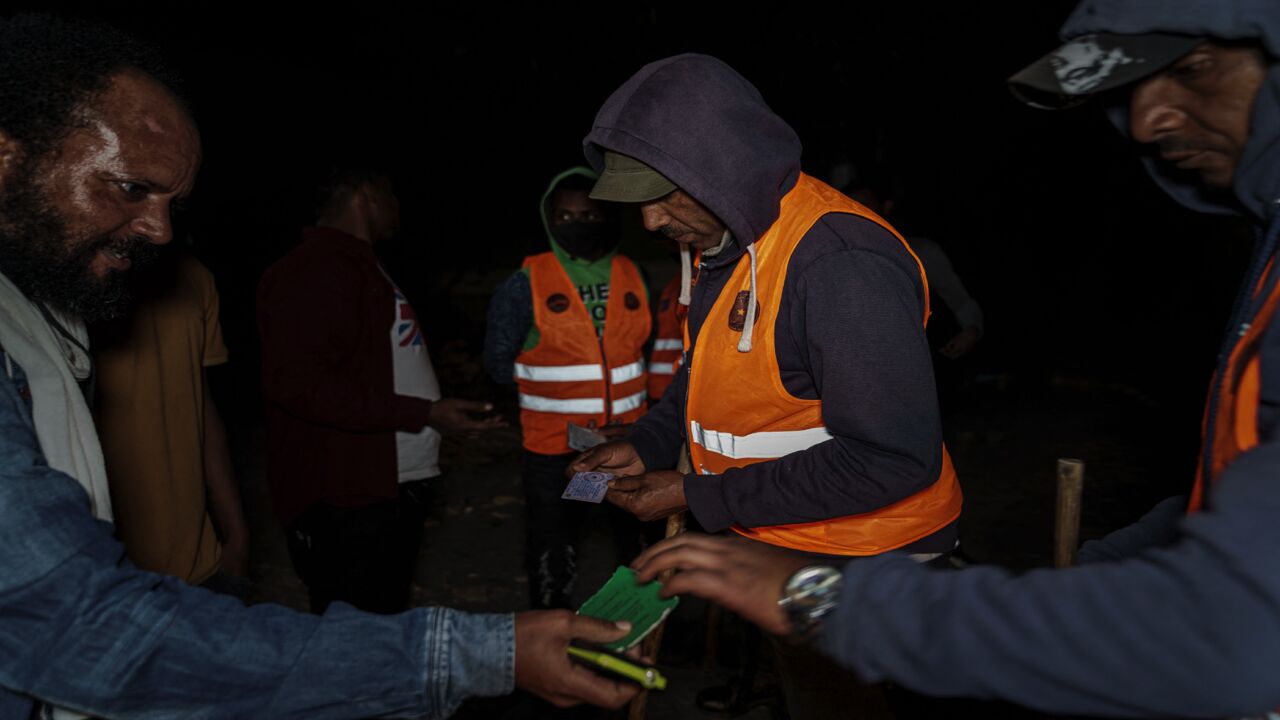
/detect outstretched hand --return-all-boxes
[631,533,814,637]
[568,439,646,479]
[939,327,980,360]
[605,471,687,521]
[428,398,508,436]
[514,611,644,709]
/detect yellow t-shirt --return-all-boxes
[93,255,229,584]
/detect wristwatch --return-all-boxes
[778,565,843,641]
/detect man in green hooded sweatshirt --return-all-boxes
[484,167,653,609]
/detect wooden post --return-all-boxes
[627,447,691,720]
[702,605,722,672]
[1054,458,1085,568]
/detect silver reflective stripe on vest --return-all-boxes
[610,359,646,385]
[520,393,605,414]
[648,362,676,375]
[514,362,603,382]
[688,420,833,459]
[612,390,647,415]
[653,338,683,351]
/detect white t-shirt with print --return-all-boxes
[384,272,442,481]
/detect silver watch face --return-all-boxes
[780,565,842,637]
[782,565,842,608]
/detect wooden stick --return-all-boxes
[1054,458,1085,568]
[627,447,691,720]
[702,604,722,672]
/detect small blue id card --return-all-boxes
[562,471,613,503]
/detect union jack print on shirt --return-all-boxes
[395,289,423,348]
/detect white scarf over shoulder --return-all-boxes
[0,270,112,521]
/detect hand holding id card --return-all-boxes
[562,471,613,503]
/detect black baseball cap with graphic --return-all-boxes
[1008,32,1203,109]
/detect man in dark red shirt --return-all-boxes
[258,167,503,614]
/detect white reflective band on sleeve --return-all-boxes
[610,359,646,384]
[519,393,605,414]
[653,338,683,351]
[688,420,834,459]
[648,362,676,375]
[514,362,603,382]
[611,391,647,415]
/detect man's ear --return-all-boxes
[358,182,378,213]
[353,182,377,223]
[0,130,21,195]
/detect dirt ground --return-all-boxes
[227,358,1190,720]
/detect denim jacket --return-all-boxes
[0,350,514,718]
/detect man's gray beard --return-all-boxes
[0,162,149,322]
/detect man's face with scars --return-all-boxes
[0,69,200,320]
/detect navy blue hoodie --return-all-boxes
[811,2,1280,716]
[584,55,956,552]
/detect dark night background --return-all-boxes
[32,1,1243,419]
[15,2,1263,716]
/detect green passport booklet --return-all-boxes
[576,566,679,651]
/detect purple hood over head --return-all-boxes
[583,53,802,256]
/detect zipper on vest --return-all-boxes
[598,332,612,423]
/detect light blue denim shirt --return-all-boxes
[0,351,515,718]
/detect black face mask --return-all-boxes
[551,221,617,260]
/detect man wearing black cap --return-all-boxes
[630,1,1280,716]
[570,54,963,718]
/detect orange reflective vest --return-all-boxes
[1189,260,1280,512]
[648,275,687,401]
[685,173,963,556]
[516,252,652,454]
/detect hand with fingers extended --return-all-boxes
[568,439,646,479]
[426,398,508,436]
[631,533,815,637]
[514,611,645,709]
[939,326,981,360]
[605,471,687,521]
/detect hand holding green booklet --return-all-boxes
[576,566,679,651]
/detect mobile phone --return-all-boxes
[567,643,667,690]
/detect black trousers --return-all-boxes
[285,479,433,615]
[522,450,657,609]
